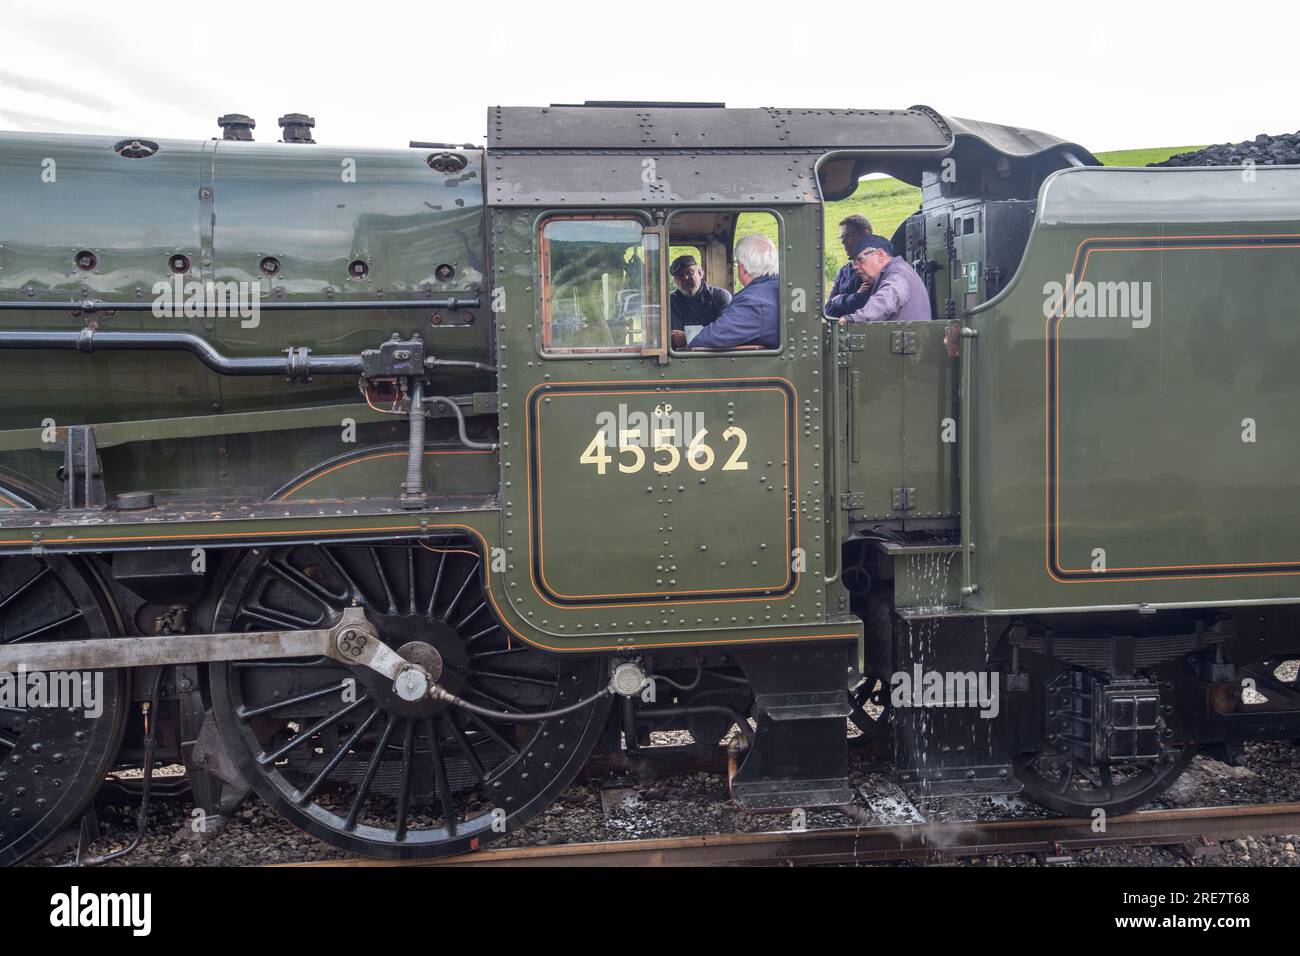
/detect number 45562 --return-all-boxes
[579,427,749,475]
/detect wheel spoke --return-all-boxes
[369,548,398,614]
[1053,756,1076,795]
[463,684,527,715]
[0,565,50,614]
[456,601,488,629]
[264,557,347,610]
[443,711,489,781]
[468,669,559,690]
[406,548,417,615]
[7,610,83,644]
[465,712,521,757]
[1076,762,1103,788]
[345,713,396,829]
[232,657,336,670]
[316,546,364,605]
[394,719,415,841]
[463,624,502,647]
[238,679,354,719]
[425,718,457,836]
[426,548,449,617]
[239,602,323,631]
[257,696,369,765]
[296,706,381,805]
[442,567,479,623]
[470,646,533,661]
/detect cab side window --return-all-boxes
[666,210,780,353]
[539,216,662,355]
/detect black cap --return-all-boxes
[850,234,894,258]
[669,254,699,277]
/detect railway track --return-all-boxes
[282,801,1300,867]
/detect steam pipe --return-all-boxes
[401,378,428,509]
[0,329,361,378]
[423,395,498,451]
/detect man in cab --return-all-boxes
[837,235,931,324]
[669,253,731,343]
[676,234,780,350]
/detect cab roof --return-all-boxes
[485,104,1097,206]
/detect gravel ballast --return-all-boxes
[29,737,1300,868]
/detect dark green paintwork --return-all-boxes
[0,132,491,500]
[841,320,959,522]
[485,203,857,651]
[4,121,1295,655]
[966,166,1300,614]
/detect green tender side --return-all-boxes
[966,165,1300,614]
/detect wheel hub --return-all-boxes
[349,615,469,717]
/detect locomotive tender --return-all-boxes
[1,104,1298,863]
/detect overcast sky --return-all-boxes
[0,0,1291,153]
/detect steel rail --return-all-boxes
[281,801,1300,867]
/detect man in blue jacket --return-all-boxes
[679,234,780,350]
[826,215,893,318]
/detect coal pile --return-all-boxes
[1153,132,1300,168]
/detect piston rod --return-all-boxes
[0,607,616,718]
[0,607,386,675]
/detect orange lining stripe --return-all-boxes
[0,515,854,651]
[521,377,803,610]
[1046,234,1300,582]
[534,387,794,600]
[277,449,495,501]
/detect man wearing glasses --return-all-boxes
[826,214,891,318]
[837,235,931,324]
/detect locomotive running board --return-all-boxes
[0,607,401,678]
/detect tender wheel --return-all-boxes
[848,673,890,739]
[208,540,610,859]
[1011,739,1195,817]
[0,556,128,866]
[996,633,1196,817]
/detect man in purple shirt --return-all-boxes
[838,235,932,324]
[826,215,893,317]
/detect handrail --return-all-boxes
[959,325,978,603]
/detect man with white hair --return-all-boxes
[679,233,780,350]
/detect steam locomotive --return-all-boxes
[2,103,1297,863]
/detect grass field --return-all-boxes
[674,145,1205,287]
